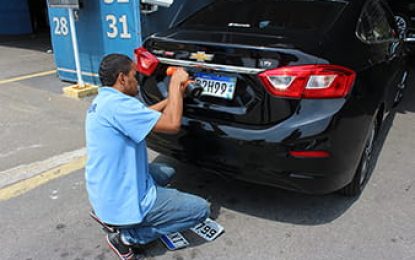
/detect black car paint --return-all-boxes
[138,0,407,194]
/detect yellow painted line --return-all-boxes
[0,70,57,85]
[0,156,86,202]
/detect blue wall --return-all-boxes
[0,0,32,35]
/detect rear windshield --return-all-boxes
[180,0,348,34]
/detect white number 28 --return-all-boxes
[53,17,69,36]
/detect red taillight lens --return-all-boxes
[258,65,356,99]
[134,47,159,76]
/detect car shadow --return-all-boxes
[146,109,395,256]
[149,107,395,230]
[147,121,398,258]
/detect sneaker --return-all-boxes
[106,233,135,260]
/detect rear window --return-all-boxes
[180,0,348,34]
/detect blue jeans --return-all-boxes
[119,163,210,245]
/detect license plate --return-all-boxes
[160,232,189,250]
[190,218,225,242]
[194,73,237,100]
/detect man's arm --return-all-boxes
[149,99,168,112]
[152,68,188,134]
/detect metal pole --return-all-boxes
[68,8,84,87]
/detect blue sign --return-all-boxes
[48,0,141,85]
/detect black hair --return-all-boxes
[98,54,133,87]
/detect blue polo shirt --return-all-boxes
[85,87,161,225]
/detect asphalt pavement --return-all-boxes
[1,36,415,260]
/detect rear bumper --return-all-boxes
[148,136,349,194]
[147,99,373,194]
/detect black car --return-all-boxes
[135,0,408,196]
[388,0,415,52]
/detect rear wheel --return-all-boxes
[340,118,378,196]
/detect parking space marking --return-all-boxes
[0,148,158,202]
[0,70,57,85]
[0,156,85,202]
[0,148,86,189]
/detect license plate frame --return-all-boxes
[194,72,237,100]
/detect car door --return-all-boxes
[381,0,408,107]
[357,0,406,112]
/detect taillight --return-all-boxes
[134,47,159,76]
[258,65,356,99]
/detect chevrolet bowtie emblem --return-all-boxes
[190,51,214,62]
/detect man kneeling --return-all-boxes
[85,54,210,259]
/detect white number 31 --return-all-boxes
[106,14,131,39]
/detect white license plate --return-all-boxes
[160,232,189,250]
[195,73,237,100]
[190,218,225,241]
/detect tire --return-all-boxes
[340,118,378,196]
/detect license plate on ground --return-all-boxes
[190,218,225,242]
[160,232,189,250]
[194,73,237,100]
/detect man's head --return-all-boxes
[99,54,138,96]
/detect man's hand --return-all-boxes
[152,67,189,134]
[170,68,189,96]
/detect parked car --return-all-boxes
[388,0,415,53]
[135,0,408,196]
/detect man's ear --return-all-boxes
[116,72,125,86]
